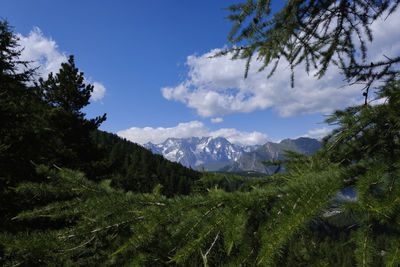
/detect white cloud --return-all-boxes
[366,5,400,63]
[162,7,400,118]
[117,121,268,146]
[209,128,268,146]
[211,117,223,123]
[92,82,106,101]
[161,49,360,118]
[17,27,106,102]
[303,127,332,139]
[17,27,67,78]
[118,121,208,145]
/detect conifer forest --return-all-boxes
[1,0,400,266]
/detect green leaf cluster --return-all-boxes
[220,0,399,89]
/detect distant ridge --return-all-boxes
[144,136,320,173]
[144,137,258,170]
[219,137,321,174]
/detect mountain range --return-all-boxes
[144,136,321,173]
[220,137,322,174]
[144,137,258,170]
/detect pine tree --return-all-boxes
[37,55,107,179]
[0,20,107,232]
[0,20,46,231]
[220,0,399,90]
[2,1,400,266]
[40,55,93,114]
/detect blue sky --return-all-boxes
[3,1,399,145]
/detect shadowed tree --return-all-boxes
[1,2,400,266]
[38,55,107,179]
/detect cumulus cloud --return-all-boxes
[161,49,359,118]
[117,121,208,145]
[162,7,400,118]
[117,121,268,146]
[17,27,106,102]
[17,27,67,78]
[92,82,106,101]
[211,117,223,123]
[303,127,332,139]
[209,128,268,146]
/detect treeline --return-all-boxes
[0,20,199,234]
[2,0,400,264]
[92,130,200,196]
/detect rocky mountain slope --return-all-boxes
[220,137,321,174]
[143,136,321,173]
[144,137,257,170]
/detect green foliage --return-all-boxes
[0,154,362,266]
[0,19,107,231]
[194,171,291,195]
[92,130,201,197]
[0,20,48,231]
[277,228,356,266]
[2,1,400,265]
[0,20,35,83]
[3,96,400,265]
[0,166,269,266]
[0,18,200,236]
[37,56,107,179]
[39,55,93,114]
[257,165,345,265]
[220,0,399,89]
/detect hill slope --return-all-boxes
[92,131,201,196]
[220,137,321,174]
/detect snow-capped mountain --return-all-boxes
[220,137,322,174]
[144,137,258,170]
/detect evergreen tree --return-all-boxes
[40,55,96,115]
[0,21,35,84]
[0,20,45,231]
[0,20,107,231]
[37,55,107,179]
[2,1,400,266]
[220,0,399,90]
[92,130,200,196]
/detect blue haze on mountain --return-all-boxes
[144,137,321,173]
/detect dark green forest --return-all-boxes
[1,0,400,266]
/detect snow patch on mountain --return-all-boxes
[144,137,258,169]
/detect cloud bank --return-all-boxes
[117,121,268,146]
[162,7,400,118]
[17,27,106,102]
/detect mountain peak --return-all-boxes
[143,136,258,170]
[144,136,320,173]
[220,137,322,174]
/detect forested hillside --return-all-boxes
[2,0,400,266]
[0,20,199,234]
[92,131,200,196]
